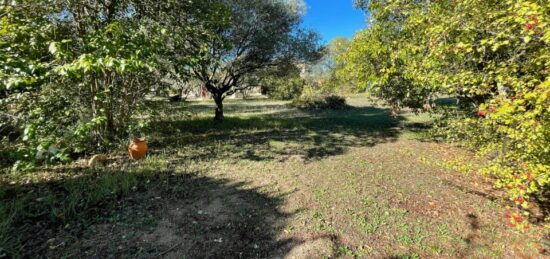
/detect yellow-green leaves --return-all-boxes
[343,0,550,221]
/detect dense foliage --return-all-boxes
[260,37,351,101]
[341,0,549,224]
[0,0,320,168]
[1,1,214,169]
[259,63,305,100]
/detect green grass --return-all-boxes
[0,95,546,258]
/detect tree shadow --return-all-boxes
[0,101,417,257]
[0,168,307,258]
[150,104,406,163]
[187,101,290,115]
[442,180,500,202]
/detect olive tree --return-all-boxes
[188,0,321,120]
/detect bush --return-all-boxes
[291,87,348,110]
[432,86,549,212]
[261,74,305,100]
[257,62,306,100]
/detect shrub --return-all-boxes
[260,65,305,100]
[291,87,348,110]
[432,84,549,214]
[266,76,305,100]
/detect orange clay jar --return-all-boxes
[128,138,148,160]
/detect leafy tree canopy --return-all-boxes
[0,0,229,168]
[339,0,549,223]
[189,0,322,120]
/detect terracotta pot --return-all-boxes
[128,138,148,160]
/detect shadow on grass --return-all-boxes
[187,101,290,115]
[150,105,406,163]
[0,168,303,258]
[0,101,419,257]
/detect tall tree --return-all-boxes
[341,0,550,219]
[303,37,350,91]
[0,0,225,167]
[189,0,321,120]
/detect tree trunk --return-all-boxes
[213,94,224,121]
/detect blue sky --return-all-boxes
[302,0,367,43]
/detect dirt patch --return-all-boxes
[44,173,299,258]
[395,194,457,219]
[141,219,180,247]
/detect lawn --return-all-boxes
[0,95,547,258]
